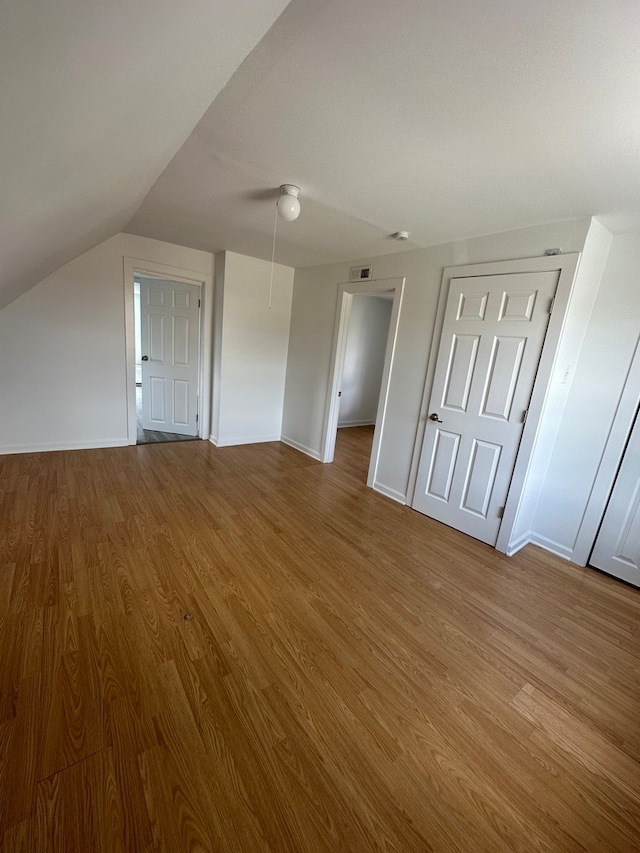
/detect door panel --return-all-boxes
[174,317,191,365]
[149,315,165,360]
[412,271,558,545]
[140,279,200,436]
[150,377,165,422]
[590,409,640,586]
[427,430,460,501]
[481,337,525,420]
[462,439,501,517]
[443,335,479,410]
[173,379,190,427]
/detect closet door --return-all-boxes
[412,270,557,545]
[591,408,640,587]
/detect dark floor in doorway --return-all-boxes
[136,385,199,446]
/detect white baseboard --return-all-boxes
[338,419,375,428]
[280,435,322,461]
[504,531,532,556]
[209,433,282,448]
[0,438,129,456]
[526,532,573,561]
[372,480,406,504]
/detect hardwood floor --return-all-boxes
[0,426,638,851]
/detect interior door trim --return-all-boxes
[407,253,581,554]
[321,277,405,495]
[123,256,213,445]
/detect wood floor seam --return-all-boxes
[34,745,115,787]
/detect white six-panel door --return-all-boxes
[412,271,559,545]
[590,408,640,587]
[140,278,200,436]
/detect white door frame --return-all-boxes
[408,253,580,552]
[321,278,405,491]
[123,257,214,444]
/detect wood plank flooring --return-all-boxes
[0,426,639,852]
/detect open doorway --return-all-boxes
[335,292,393,470]
[124,257,213,447]
[134,274,202,445]
[133,275,199,444]
[321,278,405,494]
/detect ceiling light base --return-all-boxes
[280,184,300,198]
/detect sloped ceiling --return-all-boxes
[4,1,640,309]
[0,0,290,309]
[127,0,640,267]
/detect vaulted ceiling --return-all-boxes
[0,0,290,309]
[3,0,640,309]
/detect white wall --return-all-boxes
[282,216,640,567]
[3,215,633,569]
[282,218,593,499]
[528,230,640,562]
[211,251,226,446]
[0,234,213,453]
[338,295,392,427]
[506,218,613,554]
[211,251,294,446]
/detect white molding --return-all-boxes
[337,419,376,428]
[212,434,282,448]
[372,481,406,504]
[321,278,405,494]
[504,532,531,557]
[571,334,640,566]
[0,438,129,456]
[280,435,323,461]
[123,256,214,446]
[527,532,572,561]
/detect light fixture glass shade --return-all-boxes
[277,185,301,221]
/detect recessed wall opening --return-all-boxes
[334,292,393,474]
[322,277,405,496]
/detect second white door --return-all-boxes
[140,278,200,436]
[412,271,558,545]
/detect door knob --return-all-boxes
[429,413,442,422]
[141,355,149,361]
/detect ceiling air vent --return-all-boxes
[350,264,373,282]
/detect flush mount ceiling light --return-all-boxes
[277,184,301,221]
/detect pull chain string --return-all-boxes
[268,202,278,309]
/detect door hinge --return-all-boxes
[549,296,555,314]
[498,506,504,519]
[522,408,528,425]
[198,298,201,308]
[196,413,199,422]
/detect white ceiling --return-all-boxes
[127,0,640,267]
[4,1,640,307]
[0,0,290,309]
